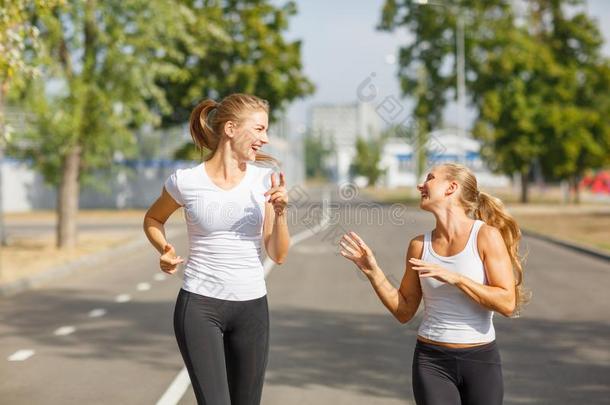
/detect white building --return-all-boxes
[310,102,381,184]
[381,128,510,188]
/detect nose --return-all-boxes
[260,131,269,144]
[417,183,424,192]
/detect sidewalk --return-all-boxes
[0,210,185,296]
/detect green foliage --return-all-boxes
[304,131,333,179]
[173,141,211,162]
[0,0,60,87]
[351,135,387,187]
[8,0,314,191]
[379,0,610,197]
[157,0,315,126]
[8,0,186,189]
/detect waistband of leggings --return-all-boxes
[179,287,267,304]
[415,338,497,354]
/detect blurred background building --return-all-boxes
[309,102,381,184]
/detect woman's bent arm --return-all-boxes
[340,232,423,324]
[368,236,423,323]
[143,187,182,254]
[263,203,290,264]
[454,225,516,317]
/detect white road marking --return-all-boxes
[155,367,191,405]
[88,308,107,318]
[137,282,151,291]
[154,273,167,281]
[8,350,35,361]
[54,326,76,336]
[157,188,332,405]
[115,294,131,303]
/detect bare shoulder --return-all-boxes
[407,234,425,259]
[477,224,507,258]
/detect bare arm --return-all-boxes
[367,236,424,323]
[143,187,181,253]
[340,232,423,324]
[454,225,516,317]
[263,172,290,264]
[263,201,290,264]
[143,187,184,274]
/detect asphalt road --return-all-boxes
[2,186,609,404]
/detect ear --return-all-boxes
[224,120,236,138]
[445,180,459,196]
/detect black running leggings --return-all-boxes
[173,288,270,405]
[412,339,503,405]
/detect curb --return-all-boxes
[0,227,184,298]
[522,228,610,262]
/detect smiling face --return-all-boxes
[417,165,457,211]
[225,109,269,162]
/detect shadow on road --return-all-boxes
[266,306,610,404]
[0,288,179,370]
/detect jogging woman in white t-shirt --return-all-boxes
[143,93,290,405]
[340,163,527,405]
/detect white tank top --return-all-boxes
[164,161,274,301]
[417,219,496,344]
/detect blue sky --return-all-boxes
[282,0,610,133]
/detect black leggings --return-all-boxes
[173,288,270,405]
[412,339,503,405]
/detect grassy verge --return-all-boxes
[1,209,185,285]
[0,231,138,284]
[511,211,610,253]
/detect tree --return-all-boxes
[379,0,610,203]
[528,1,610,203]
[157,0,314,159]
[471,24,549,203]
[157,0,314,120]
[9,0,314,249]
[351,135,387,187]
[8,0,188,248]
[0,0,60,247]
[304,131,332,180]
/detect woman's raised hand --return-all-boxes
[160,243,184,274]
[264,172,289,216]
[339,231,379,278]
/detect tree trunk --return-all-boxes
[57,144,81,248]
[570,175,581,204]
[520,169,529,204]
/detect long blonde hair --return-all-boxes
[442,163,529,315]
[188,93,279,166]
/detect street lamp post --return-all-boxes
[415,0,467,133]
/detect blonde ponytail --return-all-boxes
[442,163,529,315]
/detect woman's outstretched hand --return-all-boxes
[339,231,379,278]
[264,172,289,216]
[160,243,184,274]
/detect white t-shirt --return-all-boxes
[164,161,275,301]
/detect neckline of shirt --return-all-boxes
[428,220,479,260]
[200,161,253,192]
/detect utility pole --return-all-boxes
[415,0,467,133]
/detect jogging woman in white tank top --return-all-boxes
[340,163,527,405]
[143,93,290,405]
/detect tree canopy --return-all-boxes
[379,0,610,202]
